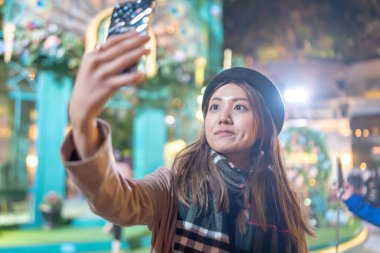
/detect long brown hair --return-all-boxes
[173,80,315,249]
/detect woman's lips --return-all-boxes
[215,130,234,136]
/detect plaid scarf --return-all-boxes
[174,151,297,253]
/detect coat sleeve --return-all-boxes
[344,194,380,227]
[60,119,174,230]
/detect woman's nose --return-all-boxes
[218,110,233,125]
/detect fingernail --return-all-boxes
[128,31,139,36]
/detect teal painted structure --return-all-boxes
[193,0,224,75]
[204,0,224,74]
[133,107,167,179]
[2,0,224,228]
[32,71,72,226]
[2,61,37,222]
[132,0,224,179]
[5,63,36,192]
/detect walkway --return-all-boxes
[356,224,380,253]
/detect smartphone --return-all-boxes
[337,157,344,189]
[107,0,156,73]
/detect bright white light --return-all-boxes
[26,154,38,168]
[201,87,207,94]
[304,198,312,206]
[284,87,309,104]
[165,115,176,125]
[341,153,352,166]
[197,95,203,105]
[196,110,204,121]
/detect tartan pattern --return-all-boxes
[175,151,297,253]
[174,220,229,253]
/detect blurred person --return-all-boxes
[103,222,123,253]
[364,168,380,207]
[39,191,63,229]
[336,170,380,227]
[60,31,314,252]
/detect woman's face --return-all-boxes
[205,83,258,164]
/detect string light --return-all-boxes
[165,115,175,125]
[304,198,312,206]
[194,57,207,87]
[223,48,232,69]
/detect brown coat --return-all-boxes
[60,120,178,252]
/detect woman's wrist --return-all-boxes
[71,118,102,159]
[71,117,96,133]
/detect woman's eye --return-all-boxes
[209,104,219,111]
[234,104,248,111]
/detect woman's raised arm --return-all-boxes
[69,31,150,159]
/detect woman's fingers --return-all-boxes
[102,47,150,76]
[99,31,140,51]
[107,71,146,89]
[69,31,150,126]
[97,34,150,63]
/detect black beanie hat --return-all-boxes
[201,67,285,133]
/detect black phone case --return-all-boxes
[107,0,156,72]
[337,157,344,189]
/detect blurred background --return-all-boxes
[0,0,379,252]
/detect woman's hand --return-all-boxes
[70,31,149,127]
[69,31,150,159]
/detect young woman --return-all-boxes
[61,31,314,252]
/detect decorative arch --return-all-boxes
[281,126,332,226]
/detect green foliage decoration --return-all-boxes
[13,20,84,76]
[281,126,332,227]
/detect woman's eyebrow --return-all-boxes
[210,97,249,102]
